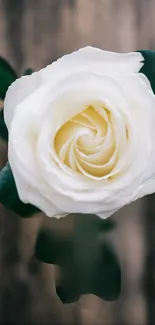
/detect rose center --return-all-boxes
[54,105,121,179]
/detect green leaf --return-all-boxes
[23,68,33,75]
[0,163,39,217]
[99,218,116,232]
[35,228,72,265]
[139,50,155,94]
[0,109,8,141]
[0,58,17,99]
[36,214,121,303]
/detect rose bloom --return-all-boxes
[4,47,155,218]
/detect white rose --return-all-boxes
[4,47,155,218]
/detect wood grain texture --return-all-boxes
[0,0,155,324]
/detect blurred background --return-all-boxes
[0,0,155,324]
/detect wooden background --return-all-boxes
[0,0,155,324]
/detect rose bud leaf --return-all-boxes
[0,163,40,217]
[99,218,116,232]
[23,68,33,76]
[35,214,121,303]
[139,50,155,94]
[0,109,8,141]
[0,57,17,99]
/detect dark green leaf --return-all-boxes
[36,214,121,303]
[23,68,33,76]
[0,109,8,141]
[0,58,17,99]
[99,218,115,232]
[35,228,72,265]
[0,163,39,217]
[139,50,155,94]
